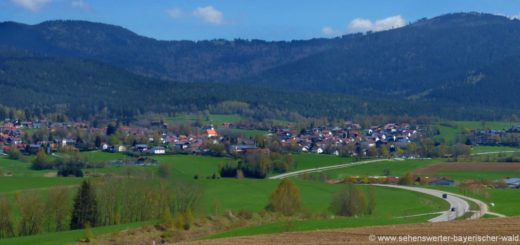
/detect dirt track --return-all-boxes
[414,163,520,175]
[183,217,520,244]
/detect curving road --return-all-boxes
[373,184,469,222]
[373,184,506,222]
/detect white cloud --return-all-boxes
[10,0,51,12]
[166,8,184,18]
[321,26,337,36]
[193,6,223,25]
[348,15,406,33]
[70,0,89,11]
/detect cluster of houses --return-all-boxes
[272,122,418,156]
[1,118,422,158]
[469,125,520,146]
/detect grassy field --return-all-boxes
[0,176,81,193]
[1,221,152,245]
[293,153,352,170]
[453,121,513,130]
[203,184,448,239]
[203,214,437,240]
[471,145,520,154]
[78,151,130,162]
[322,159,441,179]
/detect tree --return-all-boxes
[46,187,71,231]
[0,195,14,238]
[266,179,301,216]
[32,148,51,170]
[6,147,21,160]
[17,192,46,236]
[379,145,390,158]
[399,172,415,186]
[329,184,367,217]
[70,180,99,230]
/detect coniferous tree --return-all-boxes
[70,181,98,230]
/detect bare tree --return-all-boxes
[0,195,15,238]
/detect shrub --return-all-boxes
[329,184,368,217]
[266,179,301,216]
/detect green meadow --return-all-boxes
[322,159,442,179]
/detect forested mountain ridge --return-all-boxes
[0,20,336,82]
[2,12,520,120]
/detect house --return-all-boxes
[150,146,166,155]
[230,145,258,153]
[61,138,76,147]
[135,144,149,152]
[109,145,127,153]
[206,127,218,138]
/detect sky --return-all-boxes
[1,0,520,41]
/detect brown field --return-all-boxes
[184,217,520,245]
[413,163,520,175]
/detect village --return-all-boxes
[0,119,420,158]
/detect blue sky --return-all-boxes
[1,0,520,40]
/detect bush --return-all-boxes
[6,147,21,160]
[266,179,301,216]
[237,209,253,220]
[330,184,368,217]
[219,162,238,178]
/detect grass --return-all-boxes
[0,221,152,245]
[199,180,448,216]
[453,121,513,130]
[203,214,437,240]
[0,176,82,193]
[78,151,130,162]
[224,128,267,138]
[292,153,352,171]
[202,184,448,240]
[323,159,442,179]
[471,145,520,154]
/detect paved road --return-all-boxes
[374,184,506,221]
[374,184,470,222]
[269,159,390,179]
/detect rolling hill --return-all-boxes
[2,12,520,119]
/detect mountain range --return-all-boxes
[1,12,519,120]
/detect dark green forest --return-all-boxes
[1,12,520,120]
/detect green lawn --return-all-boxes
[292,153,352,171]
[323,159,441,179]
[0,221,152,245]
